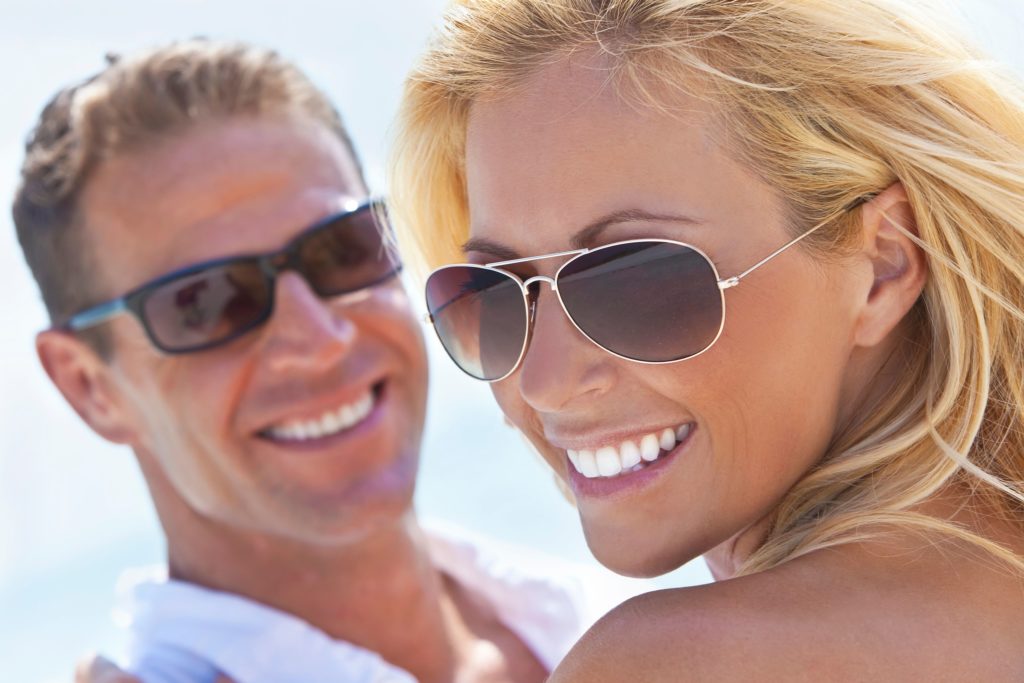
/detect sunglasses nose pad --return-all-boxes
[520,275,572,366]
[523,280,542,349]
[525,281,540,323]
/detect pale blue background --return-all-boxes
[0,1,1021,681]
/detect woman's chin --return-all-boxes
[584,530,699,578]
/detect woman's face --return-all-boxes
[462,58,872,577]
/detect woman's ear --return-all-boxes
[36,330,136,445]
[851,182,929,349]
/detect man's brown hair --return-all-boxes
[12,39,361,356]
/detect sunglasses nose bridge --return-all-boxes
[261,249,315,297]
[521,274,557,291]
[262,249,296,277]
[521,274,558,320]
[518,273,566,356]
[255,251,307,310]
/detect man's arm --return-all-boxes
[75,656,139,683]
[75,654,236,683]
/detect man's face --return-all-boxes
[75,116,429,544]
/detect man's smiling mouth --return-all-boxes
[260,382,384,443]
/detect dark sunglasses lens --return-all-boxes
[299,206,399,295]
[558,241,724,362]
[425,267,528,381]
[142,260,271,351]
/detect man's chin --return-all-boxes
[245,469,420,547]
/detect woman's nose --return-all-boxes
[514,283,615,413]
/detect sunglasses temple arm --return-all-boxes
[719,194,878,290]
[65,298,129,331]
[717,223,820,290]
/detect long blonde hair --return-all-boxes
[389,0,1024,575]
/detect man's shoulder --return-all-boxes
[423,520,648,610]
[423,521,651,670]
[115,565,418,683]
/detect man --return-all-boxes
[14,40,631,683]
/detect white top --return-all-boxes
[115,522,645,683]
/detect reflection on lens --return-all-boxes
[425,266,528,380]
[300,206,398,296]
[143,260,271,351]
[558,242,724,362]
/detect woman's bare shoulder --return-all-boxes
[551,568,866,683]
[550,545,1024,683]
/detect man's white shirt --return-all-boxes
[115,522,647,683]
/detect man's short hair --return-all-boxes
[12,39,362,357]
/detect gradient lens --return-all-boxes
[425,266,528,381]
[557,241,724,362]
[141,259,272,352]
[299,205,399,296]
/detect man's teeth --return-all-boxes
[566,423,693,479]
[266,391,375,442]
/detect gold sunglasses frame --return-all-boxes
[426,196,874,383]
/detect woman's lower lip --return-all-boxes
[565,427,695,500]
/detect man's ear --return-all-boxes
[851,182,929,348]
[36,330,135,445]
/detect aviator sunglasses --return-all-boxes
[62,200,400,353]
[425,196,874,382]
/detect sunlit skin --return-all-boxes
[71,117,428,542]
[462,56,1024,679]
[465,60,876,578]
[39,116,546,683]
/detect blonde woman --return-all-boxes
[391,0,1024,679]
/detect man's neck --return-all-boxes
[142,462,457,681]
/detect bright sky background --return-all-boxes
[0,1,1021,681]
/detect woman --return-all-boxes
[390,0,1024,678]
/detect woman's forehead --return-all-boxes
[463,63,778,254]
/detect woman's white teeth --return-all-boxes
[620,440,641,468]
[578,450,599,478]
[640,434,661,462]
[595,447,622,477]
[566,423,693,479]
[266,391,374,442]
[567,449,581,470]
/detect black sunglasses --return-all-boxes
[62,200,400,354]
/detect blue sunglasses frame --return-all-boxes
[60,199,399,354]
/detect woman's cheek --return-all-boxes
[491,381,562,469]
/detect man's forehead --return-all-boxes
[77,116,365,289]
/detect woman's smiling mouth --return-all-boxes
[556,421,698,500]
[566,422,694,479]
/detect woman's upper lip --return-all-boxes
[545,419,696,451]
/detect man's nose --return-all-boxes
[515,284,615,413]
[258,271,356,374]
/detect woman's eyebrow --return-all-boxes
[570,208,704,249]
[461,208,703,258]
[460,237,520,261]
